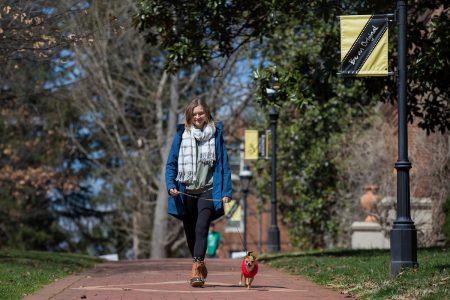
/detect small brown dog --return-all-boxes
[239,251,258,289]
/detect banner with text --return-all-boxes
[244,130,259,160]
[244,130,269,160]
[340,14,389,77]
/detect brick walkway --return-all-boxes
[24,259,353,300]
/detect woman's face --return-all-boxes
[192,105,207,129]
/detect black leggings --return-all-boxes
[182,189,214,260]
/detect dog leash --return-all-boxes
[176,191,248,253]
[176,190,218,202]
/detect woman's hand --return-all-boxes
[222,196,231,204]
[170,188,180,197]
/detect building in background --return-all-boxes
[216,121,292,258]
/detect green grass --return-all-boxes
[260,248,450,300]
[0,249,102,300]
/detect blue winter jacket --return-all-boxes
[165,121,232,221]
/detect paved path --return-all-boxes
[24,259,352,300]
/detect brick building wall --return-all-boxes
[381,105,449,245]
[386,106,437,198]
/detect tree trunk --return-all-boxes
[150,74,179,258]
[132,211,140,258]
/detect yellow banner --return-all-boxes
[244,130,259,160]
[224,200,241,221]
[340,15,389,77]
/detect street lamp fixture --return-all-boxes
[239,166,252,252]
[390,0,418,277]
[266,70,281,253]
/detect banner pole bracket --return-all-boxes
[386,13,396,23]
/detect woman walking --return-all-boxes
[165,98,232,287]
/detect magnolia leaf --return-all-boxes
[33,41,45,49]
[3,6,12,14]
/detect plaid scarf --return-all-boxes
[176,123,216,183]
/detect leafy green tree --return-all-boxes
[252,17,373,248]
[0,71,70,250]
[134,0,277,72]
[135,0,449,133]
[0,0,102,252]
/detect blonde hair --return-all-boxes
[183,98,214,128]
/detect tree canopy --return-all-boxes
[135,0,449,133]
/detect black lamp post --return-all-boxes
[266,73,280,253]
[390,0,418,277]
[239,166,252,252]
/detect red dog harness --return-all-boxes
[241,259,258,278]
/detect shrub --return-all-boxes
[442,195,450,245]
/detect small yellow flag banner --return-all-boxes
[244,130,259,160]
[340,15,389,77]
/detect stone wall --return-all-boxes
[351,197,433,249]
[379,196,433,247]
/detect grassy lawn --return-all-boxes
[260,247,450,300]
[0,249,102,300]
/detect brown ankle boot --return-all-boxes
[197,261,208,280]
[190,262,204,287]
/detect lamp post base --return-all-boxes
[390,223,418,278]
[267,225,280,253]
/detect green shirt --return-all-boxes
[186,141,213,193]
[207,231,222,256]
